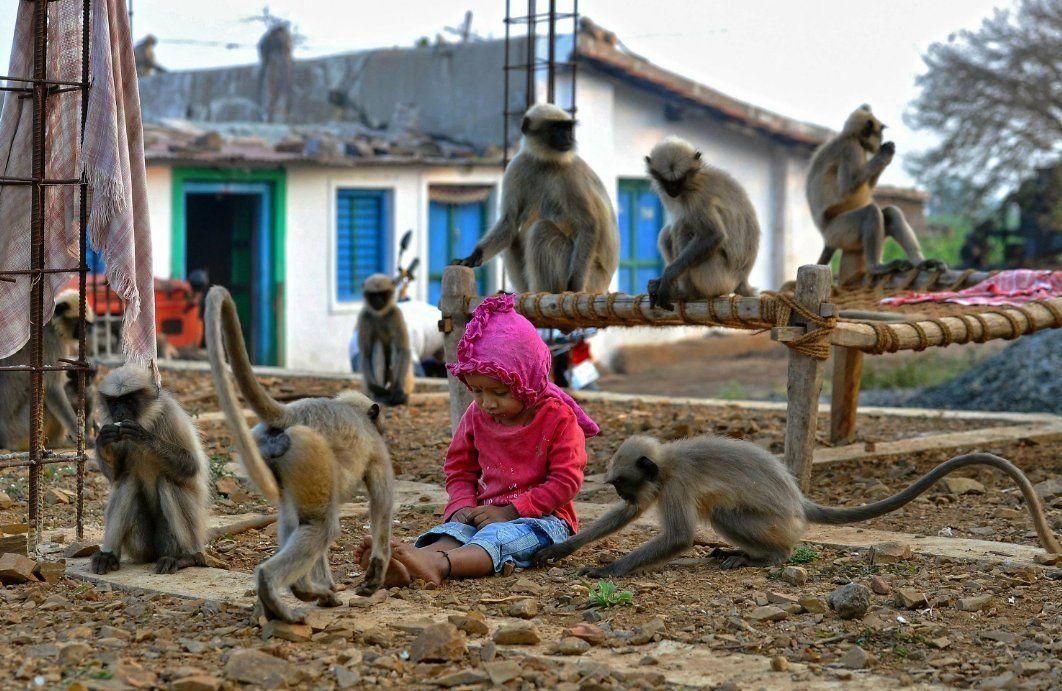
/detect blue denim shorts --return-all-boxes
[415,516,571,573]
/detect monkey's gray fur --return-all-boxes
[206,285,394,623]
[535,435,1060,577]
[91,364,211,575]
[453,103,619,293]
[806,105,945,275]
[644,137,760,310]
[357,274,414,406]
[0,291,87,451]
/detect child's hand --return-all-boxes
[450,507,474,524]
[466,505,519,528]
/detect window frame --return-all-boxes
[332,187,393,306]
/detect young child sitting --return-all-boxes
[354,294,599,586]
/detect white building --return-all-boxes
[135,21,831,371]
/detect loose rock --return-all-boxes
[781,566,807,586]
[562,622,605,646]
[0,491,12,509]
[553,636,591,656]
[869,575,891,595]
[433,670,490,687]
[826,582,870,620]
[958,594,992,612]
[33,560,65,584]
[748,605,788,622]
[770,656,788,672]
[63,541,100,558]
[0,552,37,584]
[507,598,539,619]
[628,617,665,645]
[170,676,223,691]
[493,623,541,645]
[484,660,522,685]
[840,645,872,669]
[224,649,303,687]
[943,477,985,495]
[896,588,928,609]
[798,597,828,614]
[448,612,489,637]
[410,622,467,662]
[333,666,361,689]
[261,620,312,642]
[869,542,912,563]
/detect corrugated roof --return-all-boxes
[576,19,832,148]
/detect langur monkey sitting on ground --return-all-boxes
[0,290,89,450]
[535,435,1060,577]
[357,274,414,406]
[206,286,394,623]
[644,137,760,310]
[453,103,619,293]
[91,365,211,575]
[806,105,946,275]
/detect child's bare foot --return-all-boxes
[391,543,448,586]
[353,536,412,588]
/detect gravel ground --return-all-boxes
[861,330,1062,413]
[1,368,1060,690]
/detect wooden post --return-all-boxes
[783,264,832,491]
[830,250,865,444]
[440,266,477,431]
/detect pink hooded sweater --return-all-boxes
[443,295,600,532]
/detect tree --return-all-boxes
[905,0,1062,208]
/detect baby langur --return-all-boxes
[92,365,211,575]
[644,137,760,310]
[535,435,1060,577]
[806,105,945,275]
[453,103,619,293]
[207,286,394,623]
[357,274,414,406]
[0,290,87,450]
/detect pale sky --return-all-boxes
[0,0,1010,186]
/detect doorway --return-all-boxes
[175,174,282,365]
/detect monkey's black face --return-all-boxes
[609,476,642,503]
[105,393,144,423]
[544,122,575,152]
[649,169,687,198]
[365,290,393,312]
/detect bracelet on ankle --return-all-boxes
[441,550,453,579]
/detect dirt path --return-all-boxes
[1,367,1059,689]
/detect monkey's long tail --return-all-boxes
[803,452,1060,554]
[205,286,281,502]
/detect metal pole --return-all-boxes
[76,0,91,542]
[525,0,536,109]
[502,0,511,168]
[546,0,556,103]
[28,0,51,548]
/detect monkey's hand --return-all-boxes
[576,564,621,578]
[96,423,122,449]
[878,141,896,159]
[91,550,120,574]
[532,541,576,566]
[647,277,675,311]
[868,259,914,276]
[386,388,409,406]
[451,247,483,268]
[918,258,948,272]
[368,384,390,399]
[115,420,151,444]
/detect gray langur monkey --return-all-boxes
[133,35,167,77]
[357,274,414,406]
[535,435,1060,577]
[0,291,87,450]
[206,286,394,623]
[91,365,211,575]
[806,105,946,275]
[453,103,619,293]
[644,137,761,309]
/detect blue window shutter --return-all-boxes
[616,180,665,295]
[336,189,390,301]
